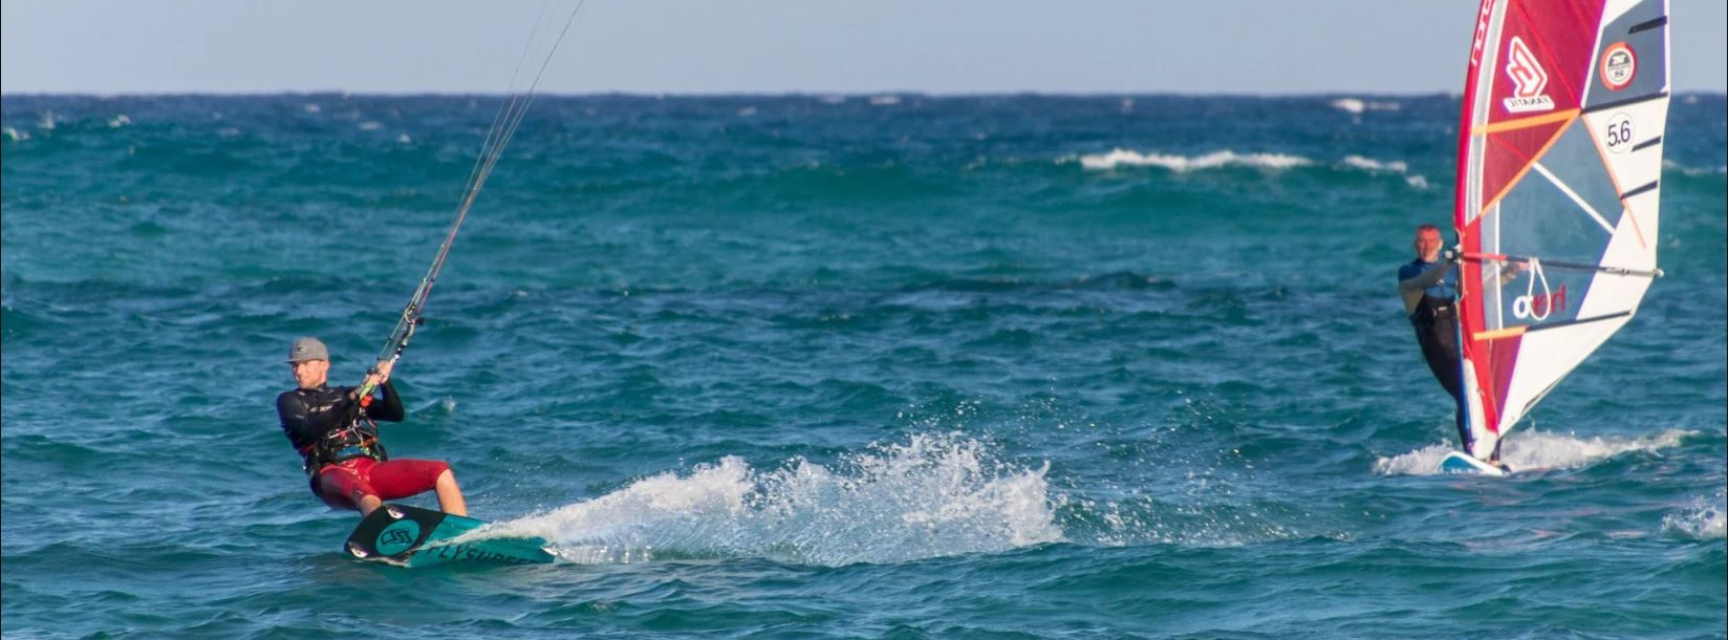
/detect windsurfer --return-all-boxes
[276,337,468,517]
[1397,225,1472,454]
[1398,225,1521,465]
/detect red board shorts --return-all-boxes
[314,458,450,511]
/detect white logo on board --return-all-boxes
[1503,37,1556,113]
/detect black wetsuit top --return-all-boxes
[276,380,403,464]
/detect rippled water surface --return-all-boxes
[3,94,1724,639]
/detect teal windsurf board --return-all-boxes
[1439,451,1511,477]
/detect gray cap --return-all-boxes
[287,337,330,363]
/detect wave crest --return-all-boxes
[1074,149,1312,172]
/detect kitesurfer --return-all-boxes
[276,337,467,517]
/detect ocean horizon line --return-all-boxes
[7,89,1724,100]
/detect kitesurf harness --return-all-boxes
[300,419,389,477]
[292,387,391,477]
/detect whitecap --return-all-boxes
[1338,155,1430,189]
[108,114,132,128]
[1662,490,1726,540]
[1331,98,1401,114]
[1074,149,1312,172]
[1662,159,1728,177]
[1341,155,1409,173]
[1374,428,1692,476]
[358,121,383,131]
[869,95,902,106]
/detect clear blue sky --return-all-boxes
[3,0,1723,95]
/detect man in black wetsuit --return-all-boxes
[276,337,467,517]
[1396,224,1476,457]
[1397,224,1525,467]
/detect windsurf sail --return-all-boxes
[1453,0,1670,459]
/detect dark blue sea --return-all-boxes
[3,94,1724,640]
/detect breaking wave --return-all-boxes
[1072,149,1313,171]
[1663,487,1727,540]
[1330,98,1402,114]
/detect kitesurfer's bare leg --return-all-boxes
[358,495,382,516]
[435,470,467,517]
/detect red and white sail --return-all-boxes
[1454,0,1670,459]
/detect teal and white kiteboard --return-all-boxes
[344,503,554,568]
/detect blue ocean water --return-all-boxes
[2,94,1724,640]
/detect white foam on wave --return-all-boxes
[3,127,28,142]
[868,94,901,106]
[1341,155,1408,173]
[1374,428,1691,476]
[358,121,383,131]
[1662,159,1728,176]
[485,433,1062,567]
[1074,149,1313,172]
[108,115,132,128]
[1330,98,1402,114]
[1663,488,1726,540]
[1341,155,1429,189]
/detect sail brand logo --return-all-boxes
[1503,37,1555,113]
[1600,42,1637,91]
[375,520,421,556]
[1513,284,1567,319]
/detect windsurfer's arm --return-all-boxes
[1397,262,1452,292]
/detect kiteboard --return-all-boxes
[344,503,554,568]
[1442,0,1670,474]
